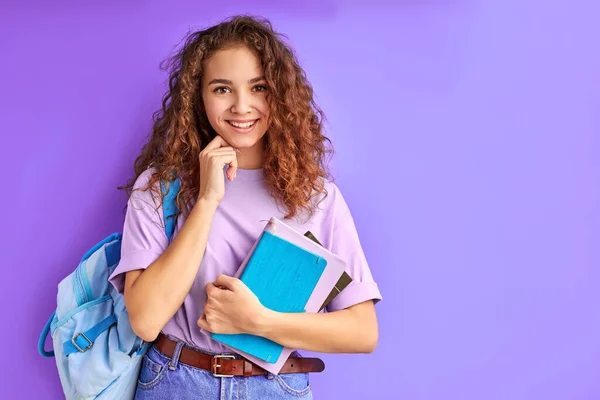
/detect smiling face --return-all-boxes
[201,46,270,151]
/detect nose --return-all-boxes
[231,91,252,114]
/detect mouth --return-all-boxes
[226,119,259,133]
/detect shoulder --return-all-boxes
[129,167,163,209]
[318,178,346,208]
[132,167,158,191]
[311,178,352,220]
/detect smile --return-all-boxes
[227,119,258,129]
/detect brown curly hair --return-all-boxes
[119,15,333,221]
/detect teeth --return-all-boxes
[229,120,256,128]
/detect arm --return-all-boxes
[196,180,382,353]
[255,300,379,354]
[123,136,239,342]
[125,198,219,342]
[198,275,379,354]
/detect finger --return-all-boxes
[205,282,219,298]
[204,136,242,153]
[209,153,238,166]
[210,154,239,182]
[203,135,228,151]
[228,151,239,181]
[197,314,211,331]
[206,147,238,155]
[212,152,239,181]
[214,274,239,291]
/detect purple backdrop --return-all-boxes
[2,1,599,399]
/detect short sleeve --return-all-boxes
[108,169,169,295]
[325,184,382,312]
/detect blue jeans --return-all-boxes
[134,340,313,399]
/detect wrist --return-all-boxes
[249,306,276,337]
[195,196,220,212]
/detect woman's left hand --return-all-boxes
[197,274,265,335]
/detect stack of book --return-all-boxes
[205,217,351,375]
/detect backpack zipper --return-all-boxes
[74,266,87,306]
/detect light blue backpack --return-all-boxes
[38,178,181,400]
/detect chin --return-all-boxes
[218,134,256,149]
[219,127,268,149]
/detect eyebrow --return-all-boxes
[208,76,265,85]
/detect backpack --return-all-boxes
[38,178,181,400]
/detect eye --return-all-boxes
[252,85,267,92]
[213,86,231,94]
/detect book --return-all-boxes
[211,230,328,363]
[303,231,353,311]
[204,218,347,374]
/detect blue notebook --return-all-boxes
[211,230,327,363]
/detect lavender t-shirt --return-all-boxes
[109,167,382,352]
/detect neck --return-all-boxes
[236,138,265,169]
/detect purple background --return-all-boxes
[2,1,599,399]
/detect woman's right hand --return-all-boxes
[198,135,240,203]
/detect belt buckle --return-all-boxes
[212,354,236,378]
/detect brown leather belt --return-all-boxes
[154,333,325,377]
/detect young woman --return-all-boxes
[109,15,382,399]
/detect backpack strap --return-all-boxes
[37,178,183,359]
[160,178,181,243]
[38,312,55,357]
[63,315,118,356]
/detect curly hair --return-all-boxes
[118,15,333,221]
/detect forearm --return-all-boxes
[126,198,218,341]
[253,302,378,354]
